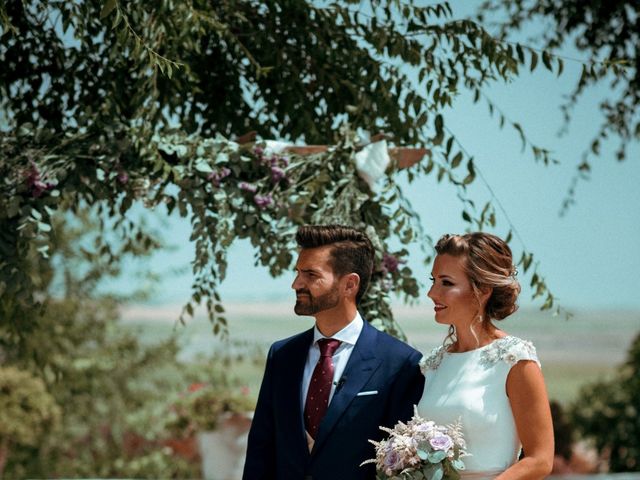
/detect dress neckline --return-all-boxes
[447,335,511,355]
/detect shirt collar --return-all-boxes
[312,312,364,346]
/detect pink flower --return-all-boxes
[25,163,55,197]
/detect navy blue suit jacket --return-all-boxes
[242,320,425,480]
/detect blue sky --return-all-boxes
[110,4,640,312]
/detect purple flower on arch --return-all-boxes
[382,252,404,273]
[254,193,273,210]
[239,182,258,193]
[117,171,129,184]
[207,167,231,187]
[270,166,286,183]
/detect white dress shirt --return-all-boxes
[301,312,364,410]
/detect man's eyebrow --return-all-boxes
[295,267,320,273]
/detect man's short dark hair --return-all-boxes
[295,225,375,304]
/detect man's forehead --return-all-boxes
[295,246,334,270]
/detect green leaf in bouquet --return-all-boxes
[427,450,447,463]
[429,464,444,480]
[451,459,466,470]
[417,449,429,460]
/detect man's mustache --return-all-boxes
[296,289,311,296]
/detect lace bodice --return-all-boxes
[417,336,540,479]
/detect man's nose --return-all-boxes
[292,275,302,290]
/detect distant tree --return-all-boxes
[478,0,639,212]
[570,332,640,472]
[0,210,199,478]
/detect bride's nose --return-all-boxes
[427,285,436,301]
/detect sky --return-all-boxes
[107,3,640,313]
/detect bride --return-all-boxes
[418,233,554,479]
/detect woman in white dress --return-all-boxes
[417,233,554,479]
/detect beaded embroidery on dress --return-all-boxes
[419,336,539,373]
[479,336,539,368]
[419,345,446,373]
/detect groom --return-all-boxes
[243,225,424,480]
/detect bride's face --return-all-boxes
[427,254,480,327]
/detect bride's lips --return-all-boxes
[433,303,447,313]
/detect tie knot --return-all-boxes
[317,338,341,357]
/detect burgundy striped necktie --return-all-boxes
[304,338,341,439]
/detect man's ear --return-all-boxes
[344,273,360,299]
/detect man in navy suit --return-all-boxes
[243,225,425,480]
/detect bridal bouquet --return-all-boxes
[362,407,467,480]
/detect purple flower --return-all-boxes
[117,171,129,184]
[383,449,402,472]
[382,252,404,273]
[429,434,453,451]
[207,167,231,187]
[270,166,286,183]
[253,193,273,209]
[253,146,264,157]
[239,182,258,193]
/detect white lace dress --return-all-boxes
[417,336,540,480]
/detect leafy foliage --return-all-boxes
[0,209,204,478]
[570,332,640,472]
[0,0,574,339]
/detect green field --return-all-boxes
[123,303,640,406]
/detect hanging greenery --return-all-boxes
[1,0,586,340]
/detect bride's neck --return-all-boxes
[451,323,501,353]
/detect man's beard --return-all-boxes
[294,285,340,316]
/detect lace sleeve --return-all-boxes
[503,338,541,368]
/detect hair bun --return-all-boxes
[486,279,521,320]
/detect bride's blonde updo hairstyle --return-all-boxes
[435,232,521,321]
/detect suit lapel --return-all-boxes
[277,328,314,461]
[311,322,382,455]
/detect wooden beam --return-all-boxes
[234,132,429,170]
[283,145,430,170]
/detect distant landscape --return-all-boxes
[122,302,640,405]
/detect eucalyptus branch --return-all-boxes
[105,1,184,78]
